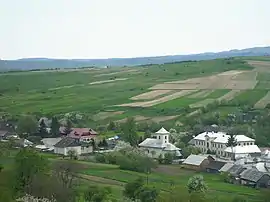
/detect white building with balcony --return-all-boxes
[190,131,261,158]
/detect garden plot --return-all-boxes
[131,90,172,100]
[217,90,242,102]
[188,90,214,98]
[189,99,215,108]
[117,90,197,107]
[254,91,270,108]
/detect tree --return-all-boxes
[83,185,112,202]
[138,186,159,202]
[121,117,139,146]
[17,115,38,137]
[14,148,49,194]
[39,119,48,138]
[163,153,174,164]
[123,177,144,200]
[107,121,116,131]
[187,175,207,194]
[51,116,60,137]
[226,132,237,160]
[67,149,77,160]
[63,119,72,135]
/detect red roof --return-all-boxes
[60,127,98,137]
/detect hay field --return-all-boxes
[217,90,242,102]
[189,99,215,108]
[188,90,214,98]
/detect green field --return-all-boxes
[1,57,270,124]
[76,161,261,201]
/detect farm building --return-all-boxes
[205,161,226,173]
[240,168,270,188]
[138,127,182,158]
[54,137,93,156]
[182,154,215,171]
[227,164,247,183]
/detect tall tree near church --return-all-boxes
[51,116,60,137]
[121,117,139,146]
[226,131,237,160]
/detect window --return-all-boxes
[244,143,246,146]
[165,141,167,143]
[165,136,167,139]
[159,136,161,139]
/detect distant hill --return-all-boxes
[1,46,270,72]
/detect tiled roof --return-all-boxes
[183,155,207,166]
[138,138,180,152]
[54,137,80,148]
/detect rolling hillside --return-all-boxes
[0,46,270,71]
[1,57,270,126]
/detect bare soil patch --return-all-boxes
[150,115,179,123]
[131,90,172,100]
[117,90,197,107]
[217,90,242,102]
[189,99,215,108]
[188,90,214,98]
[186,110,201,117]
[93,111,124,121]
[89,78,127,85]
[224,80,257,89]
[254,91,270,108]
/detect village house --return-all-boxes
[240,168,270,188]
[60,127,98,143]
[182,154,215,171]
[190,131,260,158]
[54,137,93,156]
[138,127,182,158]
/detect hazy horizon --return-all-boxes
[1,0,270,60]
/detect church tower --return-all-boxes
[155,127,170,145]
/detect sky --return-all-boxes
[0,0,270,60]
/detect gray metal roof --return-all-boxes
[240,168,268,182]
[227,164,246,176]
[219,163,234,172]
[183,155,207,166]
[54,137,80,148]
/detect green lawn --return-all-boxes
[230,90,268,106]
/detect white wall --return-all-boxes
[140,147,178,158]
[81,145,93,154]
[54,146,81,156]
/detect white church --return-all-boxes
[138,127,182,158]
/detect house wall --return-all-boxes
[54,146,81,156]
[194,139,255,157]
[81,145,93,154]
[140,147,179,158]
[182,164,200,171]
